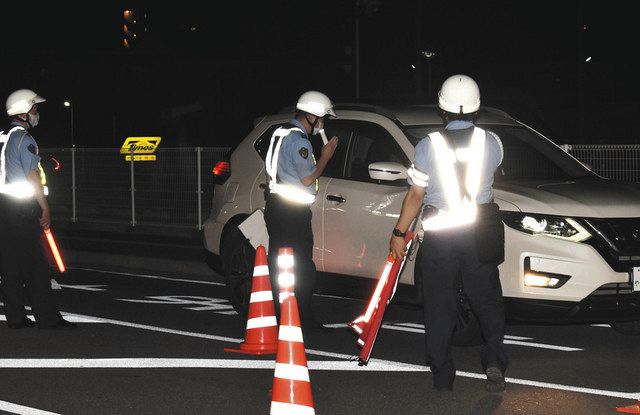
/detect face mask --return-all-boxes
[28,112,40,128]
[312,118,325,136]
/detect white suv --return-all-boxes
[204,104,640,343]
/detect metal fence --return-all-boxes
[561,144,640,183]
[40,147,230,232]
[39,145,637,233]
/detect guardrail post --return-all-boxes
[71,146,77,223]
[197,147,203,230]
[130,146,136,227]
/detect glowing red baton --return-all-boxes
[348,230,413,365]
[44,228,66,273]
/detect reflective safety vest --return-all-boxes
[265,126,317,205]
[0,126,46,199]
[422,127,486,231]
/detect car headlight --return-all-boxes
[503,213,592,242]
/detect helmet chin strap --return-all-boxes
[305,114,319,132]
[17,115,32,129]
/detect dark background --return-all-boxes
[0,1,636,148]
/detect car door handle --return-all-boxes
[326,194,345,203]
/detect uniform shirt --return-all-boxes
[409,120,503,210]
[2,122,40,183]
[273,119,317,195]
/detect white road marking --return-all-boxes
[47,311,637,400]
[57,284,107,291]
[0,357,636,401]
[2,270,629,401]
[67,267,225,286]
[0,358,418,371]
[1,315,104,323]
[324,322,581,351]
[0,399,61,415]
[115,295,236,313]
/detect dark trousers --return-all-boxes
[420,224,508,387]
[0,195,62,327]
[264,193,317,324]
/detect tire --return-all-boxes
[611,320,640,336]
[220,223,255,317]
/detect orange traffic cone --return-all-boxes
[617,401,640,414]
[225,244,278,355]
[270,247,315,415]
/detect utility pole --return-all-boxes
[355,0,360,100]
[415,0,422,98]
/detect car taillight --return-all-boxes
[213,161,230,184]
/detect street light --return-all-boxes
[420,50,436,98]
[64,100,74,148]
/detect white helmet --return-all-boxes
[296,90,337,118]
[437,74,480,114]
[6,89,46,116]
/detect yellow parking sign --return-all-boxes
[120,137,161,161]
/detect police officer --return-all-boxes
[0,88,76,330]
[390,75,507,392]
[264,90,338,332]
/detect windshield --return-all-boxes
[404,124,593,181]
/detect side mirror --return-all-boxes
[368,161,407,181]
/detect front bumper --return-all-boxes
[505,286,640,323]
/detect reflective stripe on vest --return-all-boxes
[265,126,316,205]
[407,164,429,187]
[0,181,35,198]
[0,126,39,198]
[0,126,24,187]
[422,127,486,231]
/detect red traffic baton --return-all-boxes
[348,231,414,365]
[44,228,66,273]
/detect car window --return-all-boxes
[339,120,409,185]
[253,122,350,179]
[485,125,591,181]
[404,124,591,181]
[311,120,351,179]
[254,125,280,160]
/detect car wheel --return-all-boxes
[452,286,483,347]
[611,320,640,336]
[220,223,255,317]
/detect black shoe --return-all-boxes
[39,318,77,330]
[8,318,36,329]
[485,366,506,392]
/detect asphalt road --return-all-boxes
[0,242,639,415]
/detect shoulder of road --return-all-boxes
[54,223,221,282]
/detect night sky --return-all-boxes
[0,1,636,148]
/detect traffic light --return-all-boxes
[123,9,148,49]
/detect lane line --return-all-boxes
[1,315,104,324]
[324,323,580,351]
[0,358,636,401]
[0,399,61,415]
[67,267,353,300]
[52,311,637,400]
[57,284,107,291]
[0,358,418,372]
[67,267,225,286]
